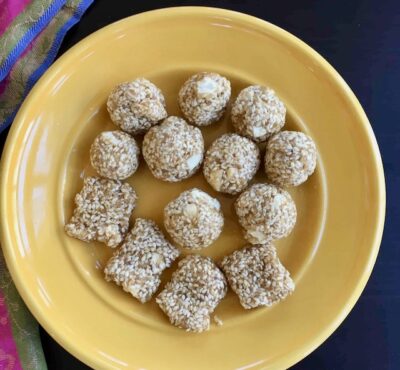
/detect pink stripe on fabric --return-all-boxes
[0,0,32,35]
[0,287,23,370]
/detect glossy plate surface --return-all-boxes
[0,7,385,370]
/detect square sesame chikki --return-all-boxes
[104,218,180,303]
[156,255,227,332]
[220,244,294,309]
[65,176,137,248]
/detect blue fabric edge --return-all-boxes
[0,0,94,132]
[0,0,67,82]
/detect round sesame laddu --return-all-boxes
[142,116,204,182]
[231,85,286,142]
[265,130,317,187]
[203,133,260,195]
[90,130,140,180]
[235,183,296,244]
[164,188,223,250]
[107,78,167,135]
[178,72,231,126]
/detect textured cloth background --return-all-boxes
[0,1,93,369]
[0,0,94,131]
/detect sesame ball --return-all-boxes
[231,85,286,142]
[142,116,204,182]
[90,131,140,180]
[265,131,317,187]
[235,183,296,244]
[107,78,167,135]
[178,72,231,126]
[164,188,224,249]
[203,133,260,195]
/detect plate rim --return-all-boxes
[0,6,386,369]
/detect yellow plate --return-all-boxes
[0,7,385,370]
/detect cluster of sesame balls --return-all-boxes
[74,72,319,331]
[91,72,317,249]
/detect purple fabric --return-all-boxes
[0,0,31,34]
[0,287,23,370]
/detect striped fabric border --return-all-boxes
[0,0,94,132]
[0,0,67,82]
